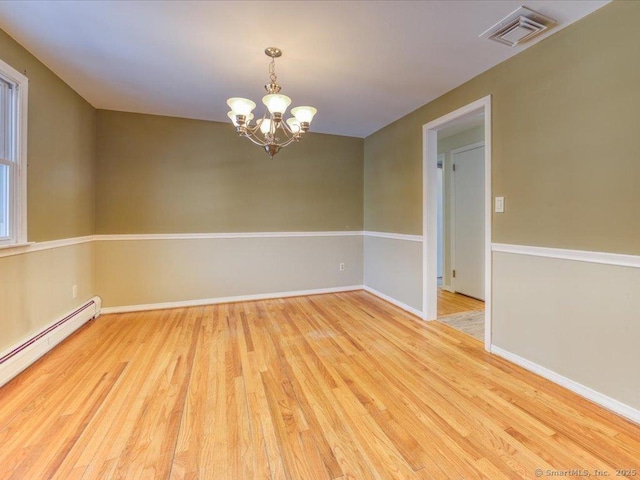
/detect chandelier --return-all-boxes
[226,47,317,158]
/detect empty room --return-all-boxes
[1,1,639,478]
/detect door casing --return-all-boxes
[422,95,492,351]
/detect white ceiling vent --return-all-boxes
[480,6,557,47]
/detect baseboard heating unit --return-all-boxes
[0,296,102,388]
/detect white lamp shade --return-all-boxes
[291,106,317,124]
[258,118,273,135]
[262,94,292,115]
[227,111,253,126]
[286,117,301,133]
[226,97,256,116]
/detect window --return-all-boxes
[0,59,28,247]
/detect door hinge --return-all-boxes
[453,164,456,172]
[452,269,456,278]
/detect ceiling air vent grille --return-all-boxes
[480,6,557,47]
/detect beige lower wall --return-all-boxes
[492,251,640,411]
[0,242,95,352]
[363,236,422,311]
[95,236,363,308]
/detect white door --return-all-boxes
[452,145,484,300]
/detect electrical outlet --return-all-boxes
[72,285,78,299]
[339,263,346,271]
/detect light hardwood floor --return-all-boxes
[437,289,485,340]
[437,288,484,317]
[1,291,639,479]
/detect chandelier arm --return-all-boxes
[245,136,267,147]
[245,123,263,136]
[279,120,303,137]
[238,116,302,148]
[275,123,294,141]
[277,134,300,148]
[244,123,289,147]
[280,120,293,135]
[281,117,305,137]
[244,124,299,148]
[243,129,269,146]
[267,130,293,147]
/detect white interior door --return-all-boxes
[452,145,485,300]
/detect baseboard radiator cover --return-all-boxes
[0,296,102,388]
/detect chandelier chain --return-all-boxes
[268,57,277,84]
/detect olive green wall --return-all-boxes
[0,28,96,359]
[364,1,640,256]
[0,29,95,242]
[364,120,422,235]
[95,110,363,234]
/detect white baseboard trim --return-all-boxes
[102,285,428,322]
[362,286,424,319]
[491,345,640,425]
[100,285,365,314]
[441,284,455,293]
[0,296,101,388]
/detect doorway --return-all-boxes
[422,96,492,350]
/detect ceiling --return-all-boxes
[0,1,608,138]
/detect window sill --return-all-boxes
[0,241,34,251]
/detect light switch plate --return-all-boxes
[495,197,505,213]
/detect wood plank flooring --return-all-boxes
[1,291,639,479]
[438,288,484,317]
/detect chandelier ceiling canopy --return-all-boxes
[226,47,317,158]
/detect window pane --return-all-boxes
[0,68,24,245]
[0,163,8,238]
[0,81,8,162]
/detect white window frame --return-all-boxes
[0,58,28,248]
